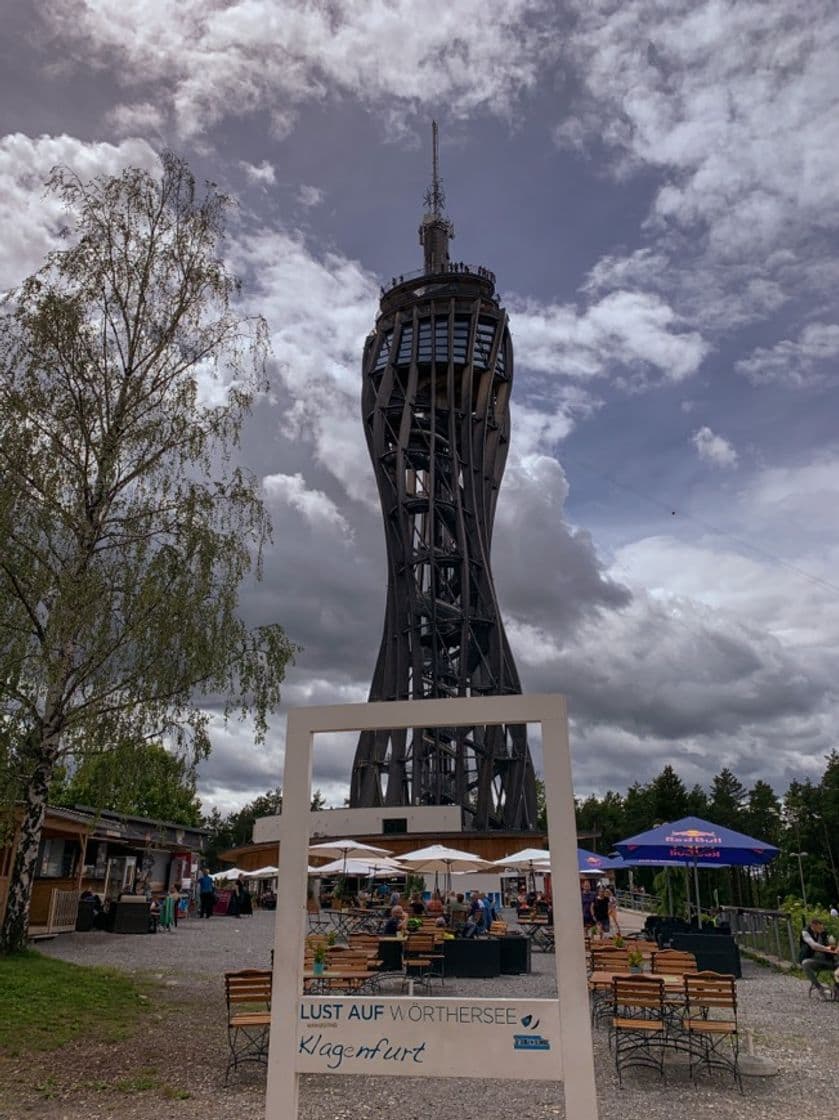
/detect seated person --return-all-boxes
[446,892,469,931]
[426,890,444,915]
[800,918,838,998]
[409,894,426,916]
[382,905,406,936]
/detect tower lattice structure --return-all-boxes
[349,124,537,830]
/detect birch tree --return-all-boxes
[0,154,295,952]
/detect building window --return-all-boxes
[38,838,77,879]
[382,818,407,835]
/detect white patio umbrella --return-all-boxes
[212,867,246,881]
[489,848,551,891]
[398,843,491,892]
[248,866,279,879]
[308,838,393,881]
[312,857,407,878]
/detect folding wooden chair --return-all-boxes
[612,975,667,1085]
[402,933,445,990]
[224,969,272,1083]
[683,972,741,1090]
[651,949,697,976]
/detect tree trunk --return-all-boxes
[0,746,56,954]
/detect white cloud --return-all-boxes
[557,1,839,332]
[231,227,380,503]
[511,289,709,384]
[297,184,325,208]
[240,159,276,186]
[691,426,738,469]
[263,472,352,536]
[44,0,557,139]
[105,101,166,136]
[735,322,839,387]
[0,132,159,290]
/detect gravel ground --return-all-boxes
[0,909,833,1120]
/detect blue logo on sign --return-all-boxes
[513,1034,551,1051]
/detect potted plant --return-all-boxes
[627,949,643,974]
[612,934,626,948]
[406,917,422,933]
[326,930,338,948]
[312,943,328,976]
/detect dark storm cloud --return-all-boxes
[3,1,838,813]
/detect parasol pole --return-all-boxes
[693,857,701,927]
[665,866,673,916]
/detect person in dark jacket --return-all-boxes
[800,918,838,998]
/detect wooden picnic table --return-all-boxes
[589,970,688,993]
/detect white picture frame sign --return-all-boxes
[264,693,599,1120]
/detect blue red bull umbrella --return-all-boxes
[614,816,779,919]
[577,847,621,875]
[613,816,778,866]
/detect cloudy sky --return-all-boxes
[3,2,839,813]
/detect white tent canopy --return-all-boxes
[247,866,279,879]
[212,867,246,881]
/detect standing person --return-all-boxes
[236,875,253,917]
[198,868,215,919]
[607,887,621,936]
[581,879,596,931]
[592,886,611,935]
[168,882,182,929]
[159,891,175,933]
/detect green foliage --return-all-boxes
[571,755,839,909]
[0,153,297,950]
[52,741,203,826]
[405,873,425,898]
[202,786,326,868]
[780,897,839,941]
[0,951,148,1055]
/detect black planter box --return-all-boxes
[497,935,531,974]
[670,932,742,978]
[444,938,501,978]
[112,898,152,934]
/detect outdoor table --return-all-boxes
[589,970,687,994]
[303,969,380,995]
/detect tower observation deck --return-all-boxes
[349,124,537,831]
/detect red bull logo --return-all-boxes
[665,828,721,846]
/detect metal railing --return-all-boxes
[720,905,798,967]
[614,889,659,914]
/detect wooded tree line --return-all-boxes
[557,757,839,909]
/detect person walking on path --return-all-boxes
[198,868,215,919]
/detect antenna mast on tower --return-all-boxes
[420,120,453,273]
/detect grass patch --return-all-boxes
[0,949,149,1056]
[115,1071,159,1094]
